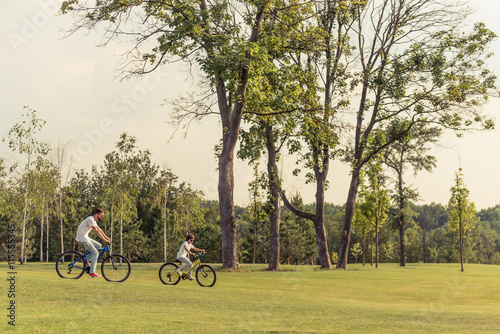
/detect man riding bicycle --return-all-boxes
[75,208,112,278]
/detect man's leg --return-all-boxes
[80,239,101,274]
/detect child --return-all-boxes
[177,233,205,280]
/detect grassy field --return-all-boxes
[2,262,500,333]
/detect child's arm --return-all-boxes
[192,246,205,253]
[184,244,195,256]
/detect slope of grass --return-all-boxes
[2,262,500,333]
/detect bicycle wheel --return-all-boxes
[56,251,85,279]
[196,265,216,287]
[159,262,181,285]
[101,254,131,282]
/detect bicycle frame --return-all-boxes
[72,245,110,268]
[183,259,201,276]
[176,253,204,277]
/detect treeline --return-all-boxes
[1,110,500,266]
[2,123,500,266]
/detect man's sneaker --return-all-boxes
[176,268,183,276]
[187,275,195,281]
[89,273,101,278]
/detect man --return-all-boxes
[75,208,112,278]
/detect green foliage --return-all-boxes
[350,242,362,262]
[357,158,390,232]
[448,169,478,235]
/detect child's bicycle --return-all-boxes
[159,251,216,287]
[55,244,131,282]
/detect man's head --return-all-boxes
[92,208,104,221]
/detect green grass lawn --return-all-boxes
[2,262,500,333]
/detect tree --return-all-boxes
[62,0,279,269]
[351,242,362,264]
[100,133,156,259]
[353,204,371,265]
[3,107,49,263]
[241,164,268,265]
[49,141,73,255]
[336,0,497,269]
[277,0,365,270]
[448,168,478,272]
[31,157,57,262]
[414,203,448,263]
[384,122,441,266]
[356,157,390,268]
[151,168,179,263]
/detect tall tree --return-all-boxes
[337,0,497,269]
[278,0,363,269]
[31,157,57,262]
[384,122,441,266]
[49,141,73,256]
[3,107,49,264]
[62,0,276,269]
[152,168,179,263]
[356,156,390,268]
[448,168,478,272]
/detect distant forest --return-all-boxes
[1,128,499,266]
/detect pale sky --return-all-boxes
[1,0,500,209]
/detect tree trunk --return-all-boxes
[40,210,44,263]
[399,216,406,266]
[371,232,374,266]
[252,218,257,264]
[460,218,464,272]
[375,221,379,268]
[337,169,361,269]
[362,231,366,266]
[219,149,239,269]
[21,191,29,265]
[422,219,427,263]
[46,217,50,262]
[397,168,406,267]
[110,205,114,254]
[120,194,124,256]
[59,190,64,255]
[163,206,167,263]
[266,126,280,271]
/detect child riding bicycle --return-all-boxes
[176,233,205,280]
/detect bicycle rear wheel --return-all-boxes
[101,254,131,282]
[196,265,216,287]
[56,251,85,279]
[159,262,181,285]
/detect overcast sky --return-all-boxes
[1,0,500,209]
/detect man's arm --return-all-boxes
[91,226,111,244]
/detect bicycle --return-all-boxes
[56,244,131,282]
[159,252,216,287]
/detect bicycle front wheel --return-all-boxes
[101,255,131,282]
[56,251,85,279]
[196,265,216,287]
[159,262,181,285]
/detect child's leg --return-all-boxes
[177,256,192,271]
